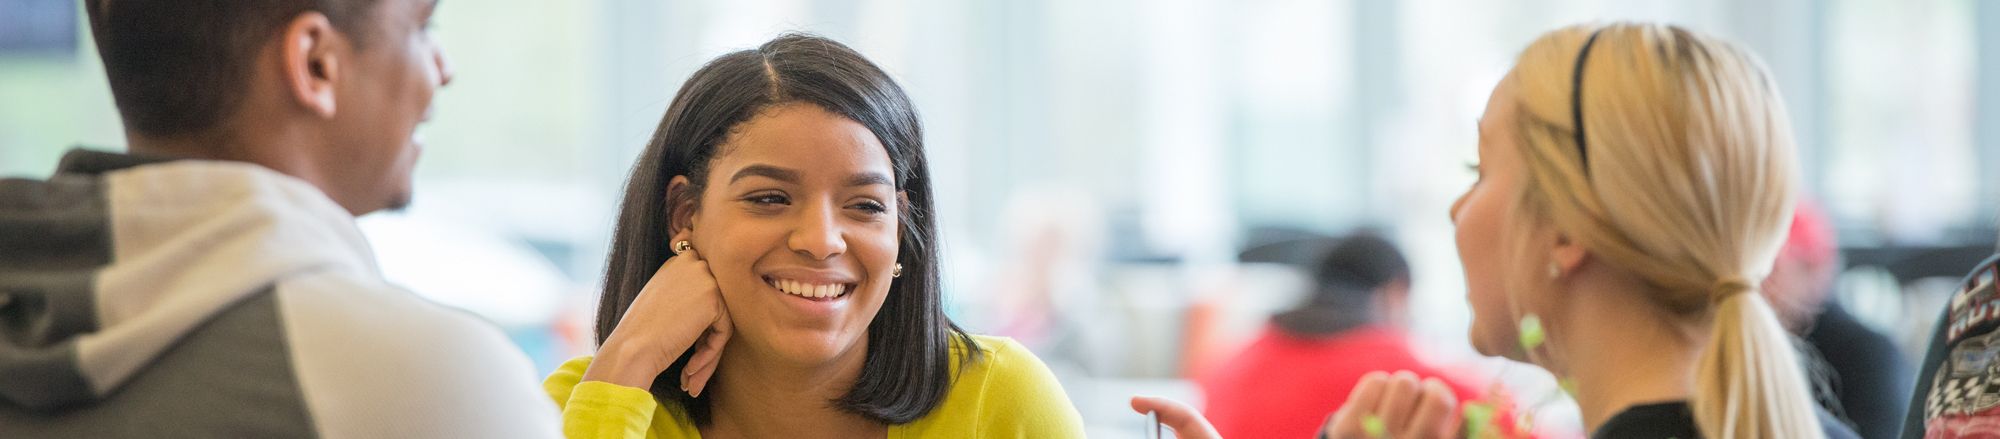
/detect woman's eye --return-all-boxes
[852,201,888,214]
[746,194,790,205]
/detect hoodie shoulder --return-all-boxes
[274,270,561,438]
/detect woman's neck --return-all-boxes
[1547,272,1705,433]
[700,339,885,439]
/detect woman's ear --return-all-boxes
[1550,231,1590,276]
[666,175,699,235]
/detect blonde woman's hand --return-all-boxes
[582,232,733,397]
[1130,396,1222,439]
[1322,371,1460,439]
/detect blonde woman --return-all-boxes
[1137,22,1860,439]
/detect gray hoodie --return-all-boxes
[0,150,561,437]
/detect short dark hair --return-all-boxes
[594,33,976,424]
[83,0,382,136]
[1306,232,1410,305]
[1270,232,1411,335]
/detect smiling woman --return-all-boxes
[540,34,1086,439]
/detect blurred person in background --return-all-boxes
[1139,22,1860,439]
[978,187,1114,378]
[1763,200,1912,439]
[541,34,1086,438]
[0,0,563,437]
[1197,232,1480,439]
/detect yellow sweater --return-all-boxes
[544,334,1086,438]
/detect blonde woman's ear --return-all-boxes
[1549,233,1590,277]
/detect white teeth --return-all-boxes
[770,278,847,299]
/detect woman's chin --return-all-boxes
[1466,327,1517,360]
[754,329,867,367]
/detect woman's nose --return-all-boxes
[789,202,847,260]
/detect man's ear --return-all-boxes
[1382,277,1413,300]
[1376,277,1414,318]
[666,176,699,235]
[279,12,343,118]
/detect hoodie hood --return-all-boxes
[0,149,378,410]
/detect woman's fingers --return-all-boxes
[1129,396,1221,439]
[657,234,726,397]
[683,335,719,397]
[684,308,733,397]
[1374,371,1421,430]
[679,334,715,392]
[1327,371,1461,439]
[584,232,725,390]
[1320,371,1384,439]
[680,309,728,380]
[1326,371,1389,437]
[1399,378,1459,439]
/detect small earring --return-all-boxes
[1547,262,1561,279]
[892,263,904,278]
[673,240,692,255]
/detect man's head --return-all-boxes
[85,0,451,215]
[1272,232,1413,335]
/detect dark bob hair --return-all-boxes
[593,33,978,424]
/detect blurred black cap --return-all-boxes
[1265,232,1410,335]
[1305,232,1409,302]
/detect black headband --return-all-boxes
[1572,29,1606,174]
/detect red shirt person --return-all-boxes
[1198,233,1480,439]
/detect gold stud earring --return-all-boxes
[673,240,692,255]
[892,263,904,278]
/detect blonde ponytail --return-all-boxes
[1508,23,1821,438]
[1696,286,1819,438]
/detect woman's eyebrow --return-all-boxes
[729,164,802,184]
[846,172,892,187]
[729,164,891,188]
